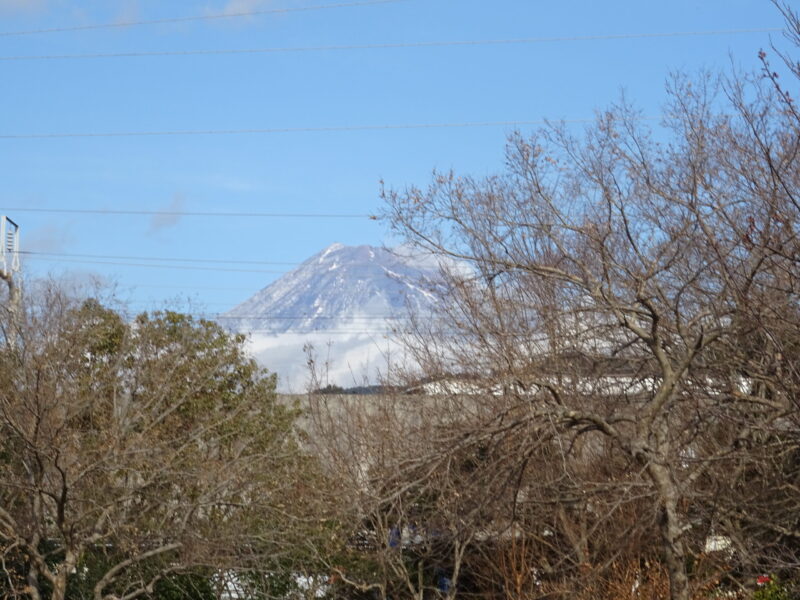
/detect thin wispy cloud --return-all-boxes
[220,0,273,16]
[25,224,73,254]
[113,0,140,24]
[149,194,186,236]
[0,0,46,13]
[202,173,262,193]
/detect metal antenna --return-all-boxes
[0,216,21,349]
[0,216,20,279]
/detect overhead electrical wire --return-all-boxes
[23,256,288,274]
[0,116,660,140]
[21,250,302,266]
[134,284,265,291]
[214,315,412,320]
[4,207,373,218]
[131,314,416,321]
[214,330,396,334]
[183,326,547,336]
[0,28,782,61]
[0,0,405,37]
[128,301,246,307]
[123,304,439,321]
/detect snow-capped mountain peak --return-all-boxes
[221,243,440,335]
[218,244,443,390]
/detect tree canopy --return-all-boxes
[0,287,318,600]
[362,5,800,600]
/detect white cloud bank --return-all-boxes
[247,331,409,393]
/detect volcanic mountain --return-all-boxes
[220,243,441,391]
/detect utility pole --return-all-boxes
[1,216,21,348]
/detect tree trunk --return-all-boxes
[50,550,75,600]
[51,577,67,600]
[648,462,690,600]
[25,565,42,600]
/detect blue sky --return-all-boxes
[0,0,788,315]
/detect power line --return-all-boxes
[0,116,656,139]
[223,329,397,334]
[192,326,548,336]
[226,328,564,336]
[0,0,405,37]
[129,312,413,320]
[121,303,436,321]
[129,301,242,307]
[0,28,782,61]
[23,256,289,273]
[3,207,373,218]
[21,250,302,266]
[215,314,411,320]
[134,284,261,291]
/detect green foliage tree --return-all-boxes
[0,286,318,600]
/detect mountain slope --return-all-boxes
[220,243,441,391]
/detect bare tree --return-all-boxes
[306,387,534,600]
[379,20,800,599]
